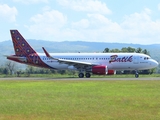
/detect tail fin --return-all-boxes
[10,30,36,56]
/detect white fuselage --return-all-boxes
[37,52,158,71]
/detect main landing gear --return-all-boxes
[135,70,139,78]
[78,73,91,78]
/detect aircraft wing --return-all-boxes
[42,47,98,67]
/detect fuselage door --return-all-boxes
[133,56,139,64]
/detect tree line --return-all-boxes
[103,47,150,55]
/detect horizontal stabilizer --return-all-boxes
[4,55,27,61]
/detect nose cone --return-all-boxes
[151,60,159,68]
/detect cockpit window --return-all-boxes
[144,57,150,60]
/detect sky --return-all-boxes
[0,0,160,45]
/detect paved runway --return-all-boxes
[0,77,160,81]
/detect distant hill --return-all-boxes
[1,40,160,65]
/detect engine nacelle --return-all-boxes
[92,66,107,75]
[107,70,116,75]
[68,66,77,70]
[92,66,116,75]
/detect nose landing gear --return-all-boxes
[135,70,139,78]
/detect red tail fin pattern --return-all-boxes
[10,30,36,56]
[9,30,54,69]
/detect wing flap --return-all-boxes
[58,59,93,66]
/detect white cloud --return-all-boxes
[0,4,18,22]
[13,0,49,4]
[57,0,112,15]
[70,13,122,42]
[42,6,51,12]
[87,14,121,30]
[72,19,89,29]
[27,7,160,44]
[122,8,151,28]
[28,10,67,40]
[119,8,160,44]
[64,8,160,44]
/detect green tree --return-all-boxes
[127,47,135,52]
[0,67,4,74]
[121,47,128,52]
[103,48,110,53]
[136,47,142,53]
[57,70,66,75]
[5,61,17,75]
[26,66,36,74]
[110,48,120,53]
[39,68,45,74]
[142,49,150,56]
[50,69,57,74]
[3,68,9,75]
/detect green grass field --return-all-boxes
[0,79,160,120]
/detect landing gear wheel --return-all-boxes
[78,73,84,78]
[85,73,91,78]
[135,73,139,78]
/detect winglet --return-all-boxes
[42,47,58,60]
[42,47,50,57]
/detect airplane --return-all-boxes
[6,30,158,78]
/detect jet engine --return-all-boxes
[92,66,116,75]
[107,70,116,75]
